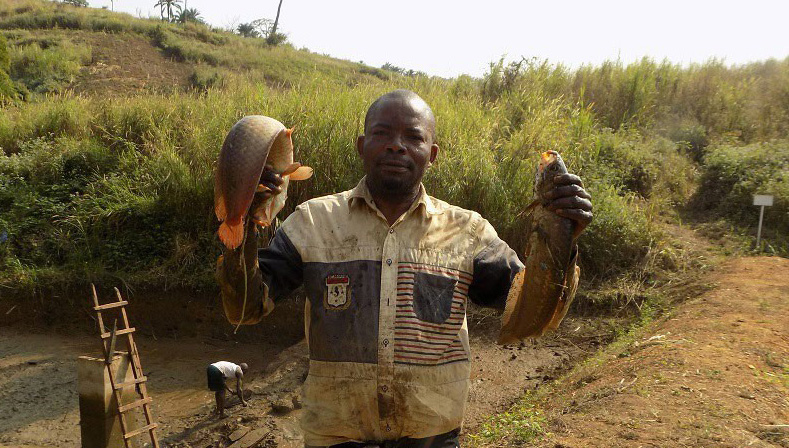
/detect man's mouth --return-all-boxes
[378,160,410,173]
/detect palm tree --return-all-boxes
[177,7,204,24]
[154,0,182,22]
[236,23,259,38]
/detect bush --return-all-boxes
[8,38,91,93]
[694,140,789,252]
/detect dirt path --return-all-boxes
[522,256,789,447]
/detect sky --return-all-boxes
[90,0,789,78]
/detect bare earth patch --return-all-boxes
[532,256,789,448]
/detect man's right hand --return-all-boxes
[251,164,284,208]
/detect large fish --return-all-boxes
[214,115,313,250]
[498,151,579,344]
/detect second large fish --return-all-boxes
[498,151,579,344]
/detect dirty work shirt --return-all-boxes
[211,361,242,378]
[221,177,523,447]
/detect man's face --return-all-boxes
[356,97,438,197]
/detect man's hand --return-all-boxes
[544,173,593,240]
[251,164,284,208]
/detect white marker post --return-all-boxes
[753,194,774,250]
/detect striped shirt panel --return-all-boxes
[394,262,470,366]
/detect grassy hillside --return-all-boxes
[0,0,787,302]
[0,0,391,98]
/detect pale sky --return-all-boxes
[92,0,789,78]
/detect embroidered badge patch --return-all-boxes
[325,275,351,310]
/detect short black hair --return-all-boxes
[363,89,437,142]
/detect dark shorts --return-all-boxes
[308,428,461,448]
[206,365,225,392]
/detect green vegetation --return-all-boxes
[0,0,786,301]
[694,140,789,254]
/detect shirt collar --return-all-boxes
[349,176,442,217]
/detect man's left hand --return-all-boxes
[544,173,593,240]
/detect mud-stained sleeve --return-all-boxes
[468,219,524,310]
[258,228,304,302]
[217,227,303,326]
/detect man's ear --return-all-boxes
[356,135,365,157]
[429,143,439,166]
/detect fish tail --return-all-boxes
[218,219,245,249]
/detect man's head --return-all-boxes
[357,90,439,201]
[239,362,248,372]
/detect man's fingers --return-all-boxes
[546,196,592,212]
[544,184,591,201]
[260,164,284,186]
[553,173,583,187]
[555,209,593,239]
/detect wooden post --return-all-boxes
[78,354,140,448]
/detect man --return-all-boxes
[206,360,248,418]
[216,90,592,447]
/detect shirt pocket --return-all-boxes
[412,272,458,324]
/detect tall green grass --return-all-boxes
[8,37,91,93]
[0,0,786,298]
[0,75,683,294]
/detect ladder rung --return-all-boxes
[101,327,135,339]
[118,397,151,413]
[113,376,147,390]
[123,422,158,439]
[94,300,128,311]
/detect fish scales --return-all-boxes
[498,151,576,344]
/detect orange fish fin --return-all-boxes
[218,220,245,250]
[289,165,314,181]
[285,127,295,138]
[256,184,271,193]
[281,162,301,176]
[215,193,228,221]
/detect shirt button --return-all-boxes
[386,258,392,266]
[381,385,388,392]
[386,424,391,432]
[383,339,389,346]
[389,228,394,234]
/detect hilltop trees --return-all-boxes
[236,0,287,45]
[155,0,182,22]
[177,7,205,24]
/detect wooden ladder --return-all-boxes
[91,284,160,448]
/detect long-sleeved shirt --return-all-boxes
[217,177,576,447]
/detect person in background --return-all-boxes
[207,360,248,418]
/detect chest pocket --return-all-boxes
[412,272,458,324]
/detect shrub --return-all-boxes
[8,39,90,93]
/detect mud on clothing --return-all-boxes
[218,177,574,446]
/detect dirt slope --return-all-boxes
[534,256,789,447]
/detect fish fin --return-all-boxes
[516,199,540,219]
[289,165,313,181]
[285,127,294,138]
[256,184,271,193]
[218,219,245,250]
[281,162,302,176]
[215,193,228,221]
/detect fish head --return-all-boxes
[535,151,568,198]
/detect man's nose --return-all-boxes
[385,135,406,152]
